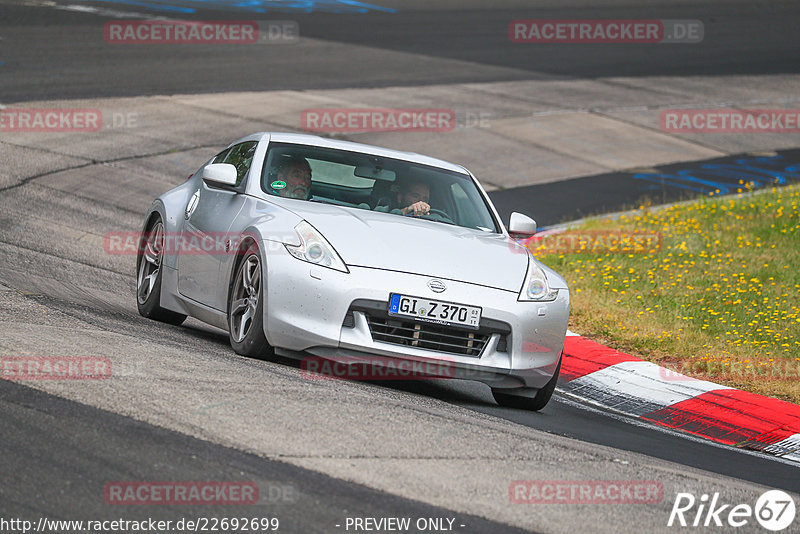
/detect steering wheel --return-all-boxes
[421,208,455,224]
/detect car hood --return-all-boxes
[285,202,528,292]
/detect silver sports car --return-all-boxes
[137,133,569,410]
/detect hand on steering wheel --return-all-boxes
[402,201,430,217]
[424,208,455,224]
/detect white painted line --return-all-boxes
[565,330,580,337]
[58,4,166,20]
[782,451,800,463]
[764,433,800,457]
[563,360,731,417]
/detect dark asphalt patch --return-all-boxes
[488,148,800,227]
[373,379,800,494]
[0,378,535,534]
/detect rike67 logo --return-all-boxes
[668,490,796,531]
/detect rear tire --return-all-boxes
[228,244,272,358]
[492,354,561,411]
[136,217,187,326]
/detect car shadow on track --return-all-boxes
[174,321,542,413]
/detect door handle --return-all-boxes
[185,190,200,220]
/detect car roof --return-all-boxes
[238,132,470,175]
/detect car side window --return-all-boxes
[221,142,258,186]
[213,148,231,164]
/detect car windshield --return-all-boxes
[261,142,500,233]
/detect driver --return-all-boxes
[274,156,312,200]
[394,180,431,216]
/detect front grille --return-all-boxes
[365,315,490,357]
[344,299,511,358]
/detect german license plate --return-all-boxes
[388,293,481,329]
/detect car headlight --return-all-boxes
[519,255,559,301]
[285,221,349,273]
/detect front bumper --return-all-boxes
[263,244,569,390]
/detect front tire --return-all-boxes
[228,244,272,358]
[492,354,562,411]
[136,217,186,326]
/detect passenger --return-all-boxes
[274,156,312,200]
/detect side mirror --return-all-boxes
[201,163,238,187]
[508,212,537,238]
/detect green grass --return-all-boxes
[532,184,800,403]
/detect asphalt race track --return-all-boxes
[0,378,531,534]
[1,0,800,532]
[2,0,799,102]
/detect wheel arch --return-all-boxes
[225,228,266,318]
[142,207,163,232]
